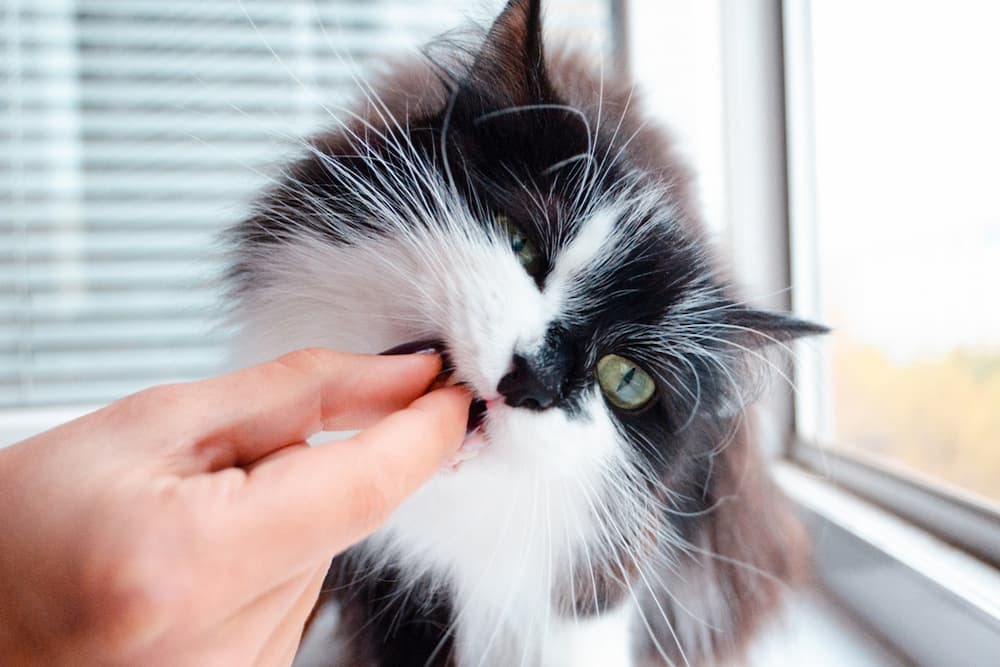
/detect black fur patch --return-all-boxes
[326,560,456,667]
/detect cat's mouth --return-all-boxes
[379,338,489,436]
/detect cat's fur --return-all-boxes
[226,1,822,665]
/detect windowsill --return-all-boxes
[793,444,1000,569]
[775,462,1000,666]
[747,591,906,667]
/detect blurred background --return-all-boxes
[2,1,999,664]
[807,1,1000,504]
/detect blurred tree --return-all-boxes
[833,336,1000,503]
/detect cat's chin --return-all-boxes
[442,396,499,470]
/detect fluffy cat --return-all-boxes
[226,1,824,664]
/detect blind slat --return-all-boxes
[0,291,216,320]
[28,0,474,26]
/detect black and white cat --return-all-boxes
[227,1,823,665]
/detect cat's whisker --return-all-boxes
[669,531,795,595]
[234,0,351,133]
[300,3,465,207]
[600,487,722,641]
[517,471,546,667]
[439,90,461,195]
[672,320,801,358]
[676,330,799,396]
[575,469,692,667]
[421,492,522,667]
[499,164,551,227]
[590,82,637,190]
[542,152,597,176]
[603,114,651,177]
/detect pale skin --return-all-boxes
[0,348,471,666]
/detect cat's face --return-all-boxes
[230,3,820,658]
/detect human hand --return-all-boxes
[0,348,470,666]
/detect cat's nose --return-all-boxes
[497,353,562,411]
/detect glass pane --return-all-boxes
[808,1,1000,503]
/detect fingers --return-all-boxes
[217,385,470,587]
[133,348,443,470]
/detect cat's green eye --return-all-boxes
[496,214,541,274]
[596,354,656,410]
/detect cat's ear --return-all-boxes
[725,307,828,348]
[466,0,551,104]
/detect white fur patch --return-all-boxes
[548,604,635,667]
[547,206,619,290]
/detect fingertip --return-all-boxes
[408,385,473,451]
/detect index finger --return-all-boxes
[139,348,443,469]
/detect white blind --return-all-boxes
[1,0,613,409]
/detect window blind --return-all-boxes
[1,0,614,409]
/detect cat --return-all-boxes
[226,1,825,665]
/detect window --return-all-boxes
[788,0,1000,507]
[1,0,615,414]
[785,2,1000,662]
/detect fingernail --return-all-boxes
[379,339,443,356]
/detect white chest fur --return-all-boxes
[362,413,628,665]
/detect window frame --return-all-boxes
[781,0,1000,568]
[794,444,1000,570]
[778,0,1000,663]
[777,461,1000,667]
